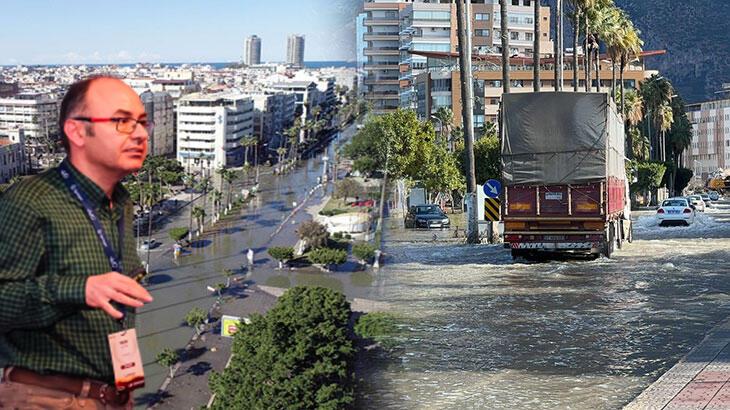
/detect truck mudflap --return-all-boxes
[511,242,597,250]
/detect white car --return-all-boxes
[687,195,706,212]
[709,191,720,201]
[657,198,695,226]
[139,239,157,250]
[701,193,712,206]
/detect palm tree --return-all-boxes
[618,21,643,114]
[640,75,674,161]
[239,135,257,166]
[499,0,510,94]
[433,106,453,148]
[192,206,206,234]
[567,0,595,91]
[211,189,222,221]
[283,118,301,162]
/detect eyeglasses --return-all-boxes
[72,117,154,135]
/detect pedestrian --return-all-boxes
[0,76,154,409]
[247,248,255,267]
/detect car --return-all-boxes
[709,191,720,201]
[139,239,157,251]
[405,204,450,229]
[687,195,706,212]
[657,197,695,226]
[701,193,712,206]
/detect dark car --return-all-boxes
[405,204,450,229]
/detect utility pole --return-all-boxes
[557,0,564,91]
[456,0,479,244]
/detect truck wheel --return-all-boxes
[603,222,615,258]
[627,220,633,243]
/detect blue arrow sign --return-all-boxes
[483,179,502,198]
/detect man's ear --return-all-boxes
[64,119,85,150]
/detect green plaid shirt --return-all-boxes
[0,159,142,383]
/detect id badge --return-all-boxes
[108,329,145,391]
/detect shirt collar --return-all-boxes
[60,159,131,209]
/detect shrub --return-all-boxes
[354,312,399,349]
[335,178,362,201]
[268,246,294,269]
[332,231,343,239]
[156,348,180,379]
[169,227,189,242]
[352,242,376,263]
[209,287,355,409]
[185,307,207,336]
[319,209,348,217]
[308,248,347,270]
[297,220,329,249]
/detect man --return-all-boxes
[0,76,154,409]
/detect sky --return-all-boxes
[0,0,361,65]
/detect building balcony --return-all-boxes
[365,91,400,100]
[364,47,401,56]
[364,18,400,26]
[363,33,400,41]
[364,77,400,85]
[363,62,400,70]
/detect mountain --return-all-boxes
[546,0,730,103]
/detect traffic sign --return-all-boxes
[483,179,502,198]
[484,198,501,221]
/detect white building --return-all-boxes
[0,93,59,157]
[268,81,318,141]
[684,94,730,183]
[176,92,254,170]
[287,35,305,68]
[0,132,27,184]
[139,91,175,157]
[244,35,262,66]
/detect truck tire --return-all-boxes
[627,220,633,243]
[603,222,615,258]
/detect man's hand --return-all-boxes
[85,272,154,319]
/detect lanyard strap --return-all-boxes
[58,162,125,273]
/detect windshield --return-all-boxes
[662,200,688,207]
[415,205,441,214]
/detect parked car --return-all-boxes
[687,195,706,212]
[701,193,712,206]
[709,191,720,201]
[139,239,157,251]
[657,197,695,226]
[405,204,450,229]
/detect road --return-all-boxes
[132,125,356,406]
[357,200,730,409]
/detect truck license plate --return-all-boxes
[543,235,565,241]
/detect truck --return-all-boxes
[500,92,631,259]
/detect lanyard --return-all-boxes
[58,162,129,326]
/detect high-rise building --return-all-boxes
[287,35,305,68]
[684,89,730,183]
[139,91,175,157]
[177,93,254,170]
[244,35,262,66]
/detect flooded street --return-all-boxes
[361,203,730,409]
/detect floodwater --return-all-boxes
[360,203,730,409]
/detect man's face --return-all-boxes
[77,78,149,175]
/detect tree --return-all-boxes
[212,189,222,220]
[665,96,693,196]
[352,242,376,265]
[640,74,675,161]
[223,268,235,288]
[308,248,347,271]
[631,161,666,205]
[185,307,207,337]
[192,206,206,234]
[169,227,189,243]
[156,348,180,379]
[457,133,500,186]
[239,135,257,166]
[335,178,362,202]
[433,106,453,149]
[297,220,329,250]
[674,168,693,195]
[209,286,355,409]
[268,246,294,269]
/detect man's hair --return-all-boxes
[58,75,119,154]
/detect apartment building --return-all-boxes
[413,49,660,128]
[139,90,175,157]
[360,0,552,114]
[244,35,262,66]
[684,92,730,183]
[268,81,318,141]
[247,91,297,152]
[0,131,27,184]
[176,92,254,170]
[0,92,59,159]
[287,35,305,68]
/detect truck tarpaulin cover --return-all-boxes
[501,92,625,185]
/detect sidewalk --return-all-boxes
[626,316,730,409]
